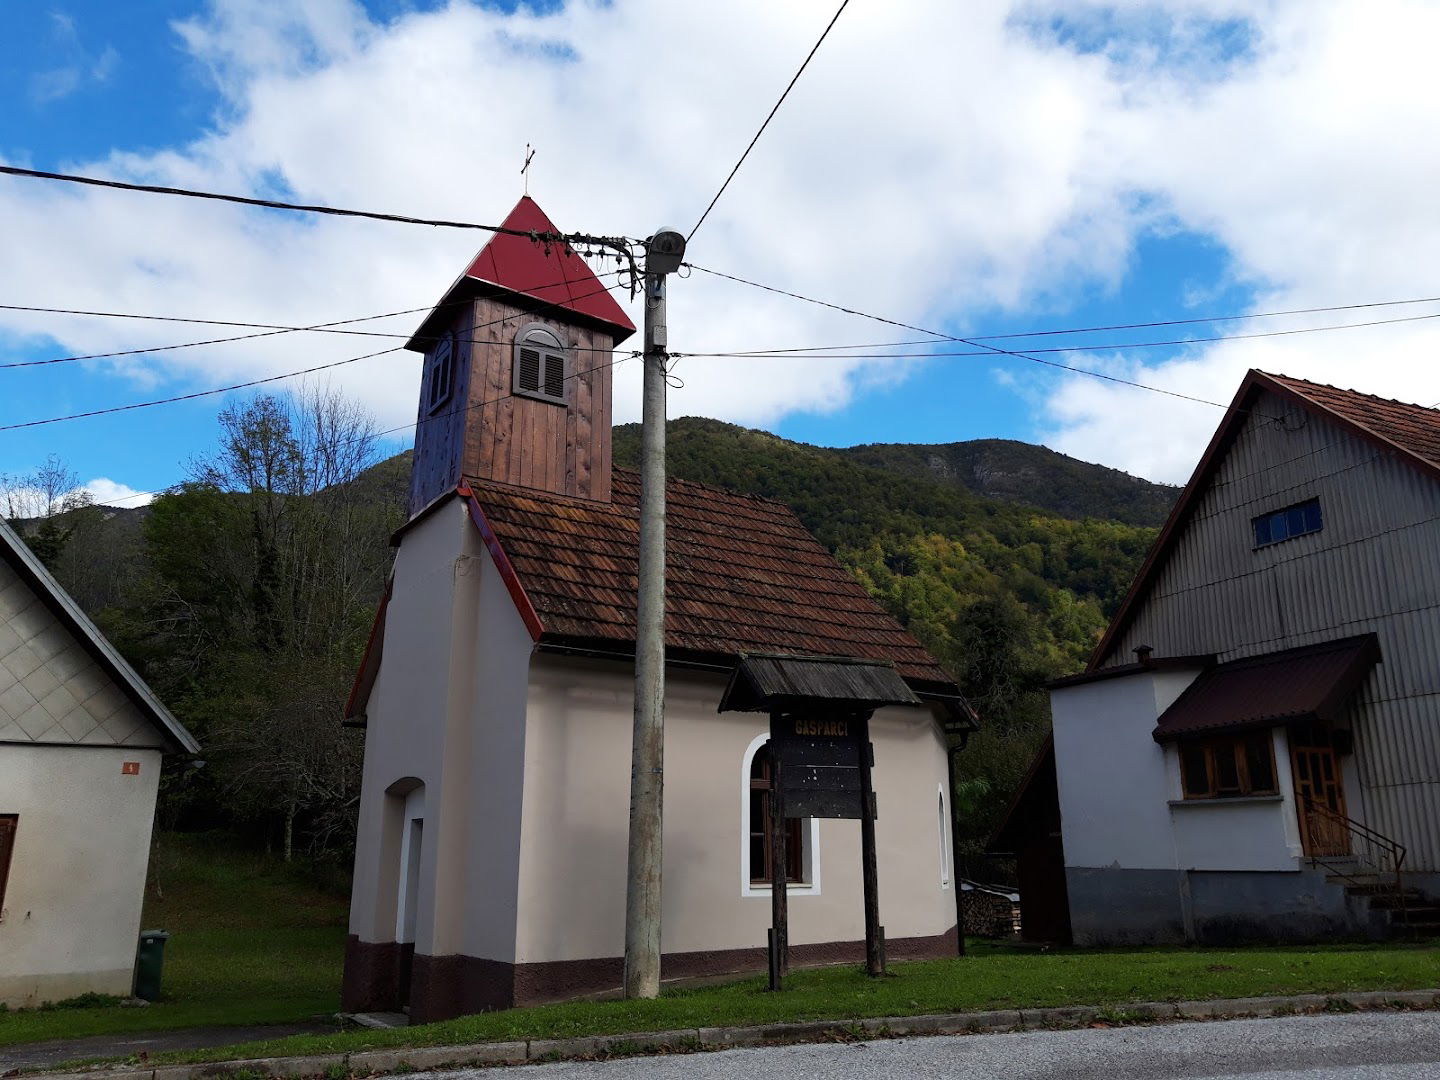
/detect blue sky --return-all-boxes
[3,0,1439,503]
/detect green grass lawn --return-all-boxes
[0,833,349,1048]
[156,937,1440,1066]
[3,833,1437,1069]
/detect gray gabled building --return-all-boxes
[0,516,197,1006]
[998,370,1440,945]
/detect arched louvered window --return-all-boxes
[513,324,568,405]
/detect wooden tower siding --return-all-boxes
[408,301,474,515]
[408,296,615,515]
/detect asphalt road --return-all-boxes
[432,1011,1440,1080]
[0,1021,339,1073]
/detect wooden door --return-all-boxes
[1291,723,1350,857]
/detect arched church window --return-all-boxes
[513,324,568,405]
[748,743,804,883]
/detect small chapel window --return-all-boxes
[513,325,568,405]
[749,745,804,883]
[427,333,455,414]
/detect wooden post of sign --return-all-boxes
[768,715,789,988]
[856,712,885,977]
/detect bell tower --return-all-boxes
[403,197,636,515]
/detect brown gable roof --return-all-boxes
[467,468,958,689]
[1090,370,1440,670]
[1264,373,1440,473]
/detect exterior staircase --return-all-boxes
[1318,860,1440,938]
[1305,798,1438,938]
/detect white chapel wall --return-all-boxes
[0,743,162,1007]
[453,528,532,964]
[514,655,954,965]
[349,500,530,960]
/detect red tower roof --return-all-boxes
[405,196,636,350]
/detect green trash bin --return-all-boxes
[134,929,170,1001]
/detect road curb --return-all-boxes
[32,988,1440,1079]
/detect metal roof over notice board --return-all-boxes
[718,653,922,714]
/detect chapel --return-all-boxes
[342,196,974,1022]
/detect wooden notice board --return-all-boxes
[766,709,885,988]
[770,713,871,820]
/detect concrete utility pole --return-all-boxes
[624,227,686,1000]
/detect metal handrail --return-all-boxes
[1303,796,1409,924]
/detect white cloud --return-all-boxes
[0,0,1140,442]
[29,11,119,104]
[3,0,1440,485]
[1031,0,1440,481]
[81,478,153,508]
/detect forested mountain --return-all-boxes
[841,437,1177,527]
[16,411,1166,858]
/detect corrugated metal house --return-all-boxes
[996,370,1440,945]
[341,197,976,1023]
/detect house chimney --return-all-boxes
[1134,644,1154,667]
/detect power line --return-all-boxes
[966,296,1440,341]
[675,310,1440,360]
[87,350,639,508]
[0,164,637,244]
[1,279,628,432]
[686,262,1229,408]
[11,283,1440,371]
[681,263,1440,412]
[688,0,852,242]
[0,347,402,432]
[0,269,629,370]
[676,296,1440,353]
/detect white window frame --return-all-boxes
[512,323,569,405]
[740,732,821,898]
[394,787,426,943]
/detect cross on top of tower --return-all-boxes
[521,144,535,195]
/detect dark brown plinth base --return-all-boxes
[343,926,957,1024]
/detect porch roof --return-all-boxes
[717,653,921,714]
[1152,635,1380,743]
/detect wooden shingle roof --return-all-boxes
[467,468,957,688]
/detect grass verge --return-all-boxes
[154,939,1440,1066]
[0,833,348,1048]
